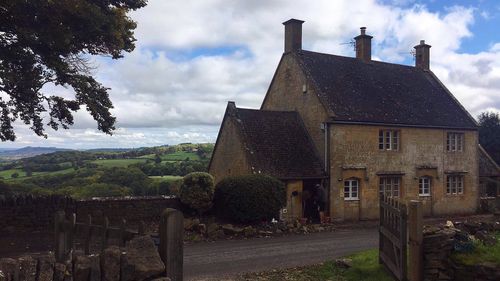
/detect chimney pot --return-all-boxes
[354,26,373,62]
[282,19,305,53]
[414,40,431,70]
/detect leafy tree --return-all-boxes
[154,153,162,164]
[179,172,214,215]
[0,0,147,140]
[0,181,14,197]
[100,167,151,195]
[478,112,500,164]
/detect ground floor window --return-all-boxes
[344,179,359,200]
[446,175,464,195]
[379,176,400,197]
[419,176,431,196]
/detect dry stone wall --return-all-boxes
[423,223,500,281]
[0,236,170,281]
[0,195,180,232]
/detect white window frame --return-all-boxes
[446,175,464,195]
[379,130,399,151]
[446,132,464,152]
[379,177,401,197]
[419,176,431,197]
[344,179,359,200]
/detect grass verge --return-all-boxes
[240,249,393,281]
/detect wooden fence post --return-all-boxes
[84,215,92,255]
[54,211,66,262]
[408,200,423,281]
[101,217,109,251]
[400,202,408,281]
[159,208,184,281]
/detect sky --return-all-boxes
[3,0,500,149]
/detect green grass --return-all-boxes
[161,151,200,161]
[0,167,75,181]
[91,158,149,167]
[138,153,155,159]
[452,232,500,266]
[240,249,393,281]
[0,168,26,179]
[149,175,183,182]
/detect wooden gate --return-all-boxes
[379,194,408,281]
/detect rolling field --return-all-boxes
[91,158,149,167]
[149,175,183,182]
[138,151,201,161]
[161,151,200,161]
[0,167,75,181]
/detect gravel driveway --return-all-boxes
[184,227,378,280]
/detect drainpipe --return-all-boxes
[323,122,331,217]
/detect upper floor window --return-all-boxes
[419,176,431,196]
[447,132,464,152]
[344,179,359,200]
[379,176,400,197]
[446,175,464,195]
[379,130,399,151]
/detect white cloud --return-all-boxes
[3,0,500,148]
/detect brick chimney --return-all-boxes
[414,40,431,70]
[283,19,304,53]
[354,27,373,62]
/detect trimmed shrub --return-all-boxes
[179,172,214,215]
[214,174,286,223]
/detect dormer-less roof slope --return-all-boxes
[296,50,478,129]
[479,145,500,177]
[234,106,325,179]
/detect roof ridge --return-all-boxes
[298,49,417,69]
[236,107,299,114]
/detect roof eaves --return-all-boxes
[329,120,478,130]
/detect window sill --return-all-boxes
[419,195,431,197]
[344,198,360,201]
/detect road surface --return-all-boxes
[184,227,378,280]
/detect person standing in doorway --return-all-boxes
[315,184,327,224]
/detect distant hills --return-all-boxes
[0,146,73,160]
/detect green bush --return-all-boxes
[179,172,214,214]
[214,174,286,223]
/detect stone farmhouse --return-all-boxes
[209,19,500,221]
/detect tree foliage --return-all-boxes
[179,172,214,215]
[478,112,500,164]
[0,0,146,140]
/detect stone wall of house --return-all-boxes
[330,124,479,220]
[423,224,500,281]
[0,195,180,232]
[0,236,170,281]
[208,110,252,184]
[260,53,329,165]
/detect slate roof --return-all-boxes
[479,145,500,177]
[231,105,326,179]
[295,50,478,129]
